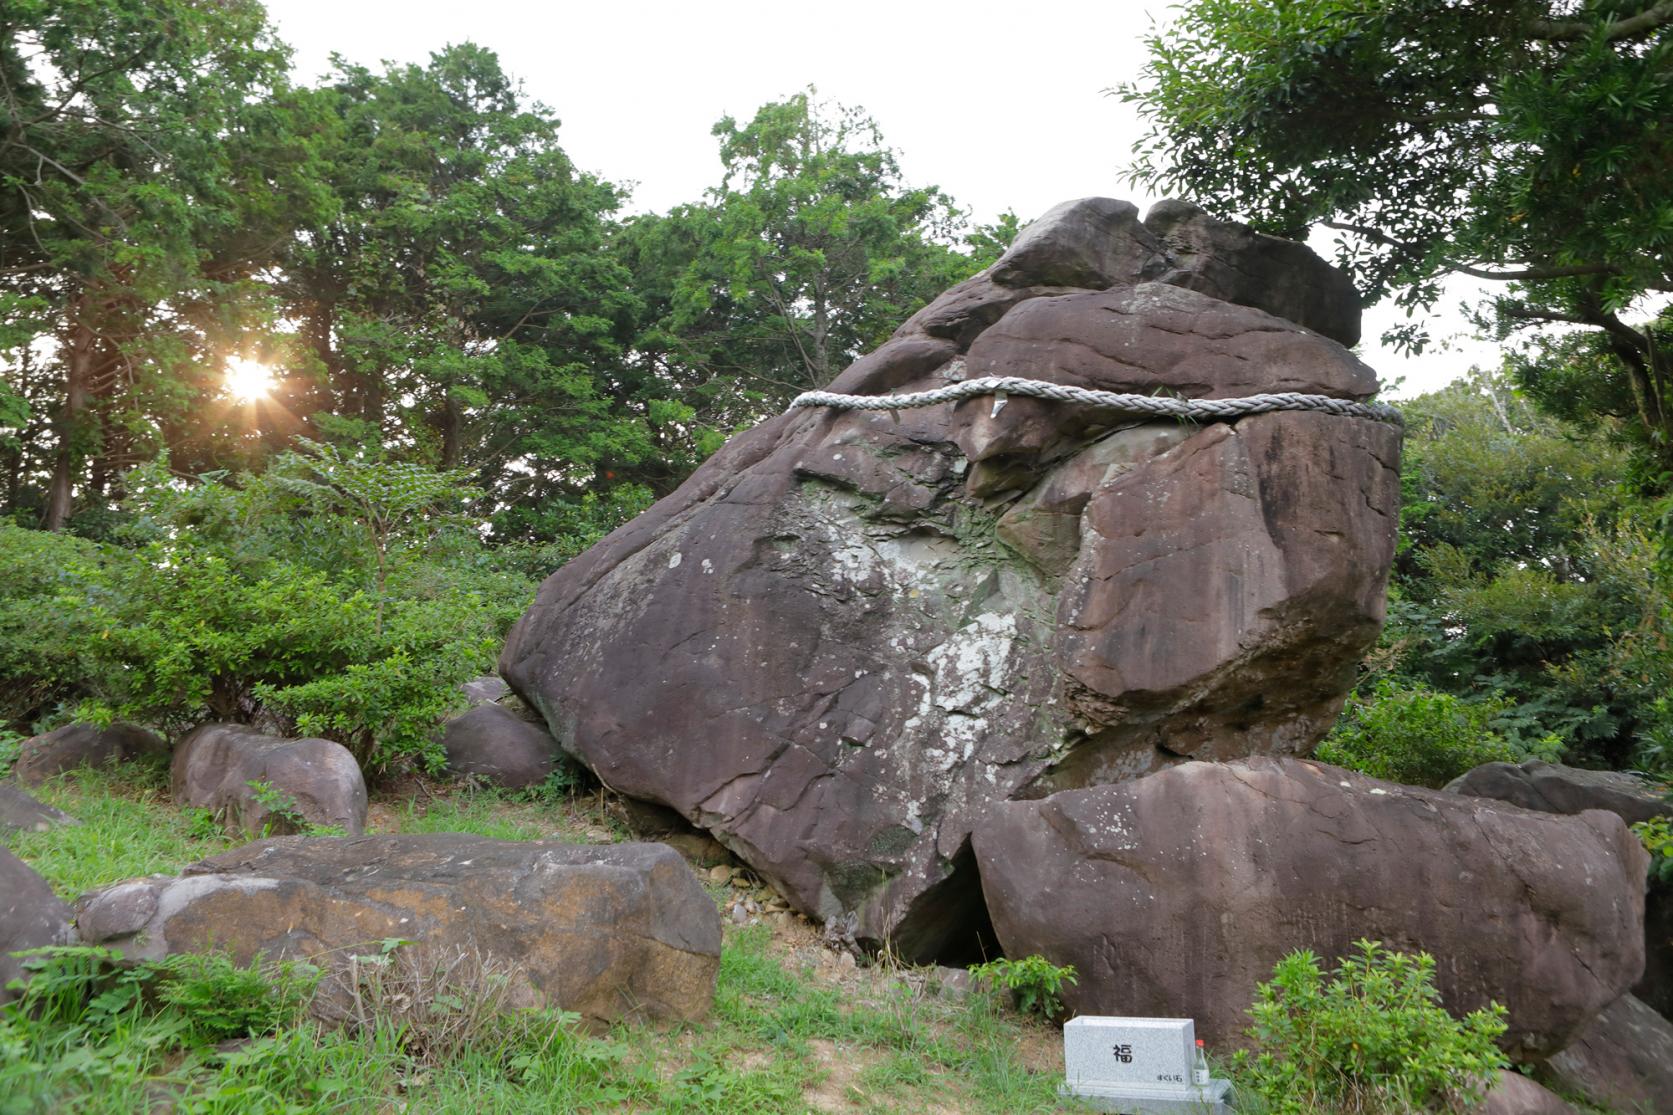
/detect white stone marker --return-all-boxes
[1061,1016,1234,1114]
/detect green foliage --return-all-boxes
[615,87,993,446]
[0,456,531,771]
[1119,0,1673,475]
[1349,375,1673,778]
[968,955,1078,1019]
[1232,940,1507,1114]
[1316,680,1527,788]
[0,945,319,1111]
[1635,816,1673,886]
[151,953,320,1044]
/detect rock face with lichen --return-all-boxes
[500,198,1401,962]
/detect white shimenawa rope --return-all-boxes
[789,375,1402,426]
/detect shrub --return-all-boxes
[0,453,537,774]
[1316,680,1525,788]
[1636,816,1673,886]
[1232,940,1507,1114]
[968,955,1077,1018]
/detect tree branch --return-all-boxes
[1526,1,1673,43]
[1451,261,1624,282]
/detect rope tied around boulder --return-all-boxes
[789,375,1403,425]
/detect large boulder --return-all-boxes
[441,703,562,790]
[13,722,167,784]
[1,847,75,1003]
[972,757,1647,1060]
[500,198,1401,961]
[0,783,78,834]
[171,724,367,837]
[1542,994,1673,1114]
[74,834,721,1026]
[1448,760,1673,1018]
[1447,759,1672,826]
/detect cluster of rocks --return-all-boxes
[500,196,1401,963]
[490,198,1667,1103]
[2,201,1667,1107]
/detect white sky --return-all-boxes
[261,0,1497,398]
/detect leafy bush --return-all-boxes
[1636,816,1673,886]
[1316,680,1527,788]
[0,452,538,774]
[1232,940,1506,1115]
[968,955,1077,1018]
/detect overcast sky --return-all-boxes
[260,0,1494,397]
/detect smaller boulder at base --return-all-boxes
[1,847,76,1003]
[973,757,1647,1060]
[0,783,78,833]
[1477,1072,1577,1115]
[1541,994,1673,1115]
[74,834,721,1026]
[1447,759,1673,827]
[441,704,562,790]
[13,722,166,785]
[171,724,367,837]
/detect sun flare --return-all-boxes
[225,357,276,403]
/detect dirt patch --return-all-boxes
[802,1038,880,1112]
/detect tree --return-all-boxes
[1360,372,1672,770]
[623,89,986,426]
[0,0,295,529]
[1118,0,1673,479]
[272,45,667,542]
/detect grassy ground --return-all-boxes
[2,766,1077,1114]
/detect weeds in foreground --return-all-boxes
[969,955,1078,1019]
[2,928,1074,1114]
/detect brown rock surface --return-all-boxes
[1447,760,1673,1017]
[171,724,367,837]
[74,834,721,1026]
[0,782,78,833]
[13,722,166,784]
[441,704,561,789]
[1477,1072,1577,1115]
[1447,760,1672,826]
[500,198,1401,960]
[1542,994,1673,1114]
[972,758,1647,1060]
[1,847,75,1004]
[1145,198,1362,347]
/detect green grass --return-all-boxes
[3,767,1077,1114]
[2,768,235,898]
[384,793,568,842]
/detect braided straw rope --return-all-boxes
[789,375,1402,425]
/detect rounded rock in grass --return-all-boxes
[0,846,77,1003]
[440,704,563,790]
[13,722,167,785]
[0,782,79,834]
[171,724,367,838]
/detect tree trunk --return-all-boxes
[439,390,462,469]
[44,296,96,532]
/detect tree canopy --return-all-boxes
[0,14,1000,542]
[1118,0,1673,481]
